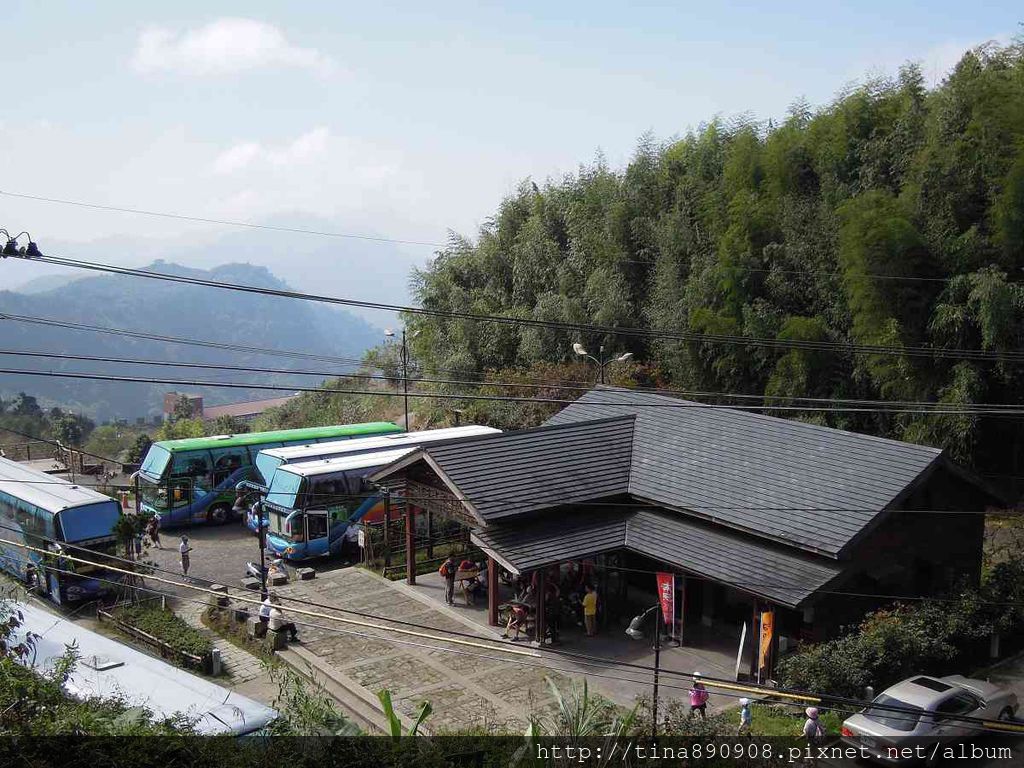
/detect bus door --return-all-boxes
[305,509,330,556]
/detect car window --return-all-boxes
[862,694,923,732]
[935,693,979,719]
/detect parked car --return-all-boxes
[841,675,1018,765]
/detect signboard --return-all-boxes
[357,528,366,549]
[656,572,675,626]
[758,610,774,673]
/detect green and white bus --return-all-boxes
[135,423,401,526]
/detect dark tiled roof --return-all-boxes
[414,416,635,522]
[544,388,944,557]
[471,507,843,607]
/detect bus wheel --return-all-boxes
[207,503,231,525]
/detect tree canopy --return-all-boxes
[405,44,1024,494]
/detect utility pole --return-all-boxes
[401,328,409,432]
[257,501,268,600]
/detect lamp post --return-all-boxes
[385,328,410,432]
[256,501,268,601]
[626,603,662,741]
[572,343,633,385]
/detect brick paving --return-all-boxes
[272,567,569,733]
[175,598,265,684]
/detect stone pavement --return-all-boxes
[272,567,576,734]
[175,597,266,685]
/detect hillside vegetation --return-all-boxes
[396,44,1024,487]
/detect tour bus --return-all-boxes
[0,457,123,605]
[135,422,401,527]
[263,447,429,561]
[11,601,277,735]
[244,425,499,532]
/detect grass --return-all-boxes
[112,603,212,659]
[201,605,278,668]
[746,704,844,737]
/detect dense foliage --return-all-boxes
[405,43,1024,488]
[777,555,1024,698]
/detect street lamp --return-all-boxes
[384,328,410,432]
[573,343,633,385]
[626,603,662,741]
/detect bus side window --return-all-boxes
[211,448,246,485]
[172,452,212,479]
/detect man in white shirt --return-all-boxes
[259,594,298,642]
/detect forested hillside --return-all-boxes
[405,44,1024,483]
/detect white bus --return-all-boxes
[10,601,278,736]
[244,425,499,533]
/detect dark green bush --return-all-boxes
[113,605,212,659]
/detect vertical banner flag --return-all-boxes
[758,610,775,671]
[656,572,675,626]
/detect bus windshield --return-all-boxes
[57,501,121,543]
[139,445,172,479]
[255,453,284,486]
[267,472,304,510]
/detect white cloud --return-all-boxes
[132,18,336,76]
[213,126,331,174]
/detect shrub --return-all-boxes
[113,604,212,659]
[778,559,1024,699]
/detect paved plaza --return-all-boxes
[270,566,745,733]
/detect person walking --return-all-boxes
[146,514,161,549]
[689,673,710,718]
[582,584,598,636]
[737,698,752,736]
[179,535,192,577]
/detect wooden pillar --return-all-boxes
[487,557,499,626]
[425,508,433,559]
[749,601,759,680]
[535,569,547,645]
[405,505,416,585]
[383,492,392,569]
[678,575,687,646]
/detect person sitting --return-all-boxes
[260,594,298,642]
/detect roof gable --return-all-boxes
[381,416,636,522]
[545,388,945,557]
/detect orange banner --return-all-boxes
[758,610,774,671]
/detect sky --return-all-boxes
[1,1,1020,326]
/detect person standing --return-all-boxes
[801,707,825,764]
[440,555,457,606]
[689,673,710,718]
[146,514,161,549]
[737,698,752,736]
[179,535,192,577]
[582,584,598,636]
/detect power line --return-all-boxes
[8,188,1022,288]
[5,541,1022,733]
[4,366,1024,416]
[0,190,446,248]
[5,347,1024,415]
[13,251,1024,364]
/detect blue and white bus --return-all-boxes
[0,456,123,605]
[245,425,498,533]
[263,448,418,561]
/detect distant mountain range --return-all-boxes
[0,261,383,420]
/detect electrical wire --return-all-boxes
[6,189,1023,288]
[13,251,1024,364]
[5,346,1024,415]
[4,366,1024,416]
[3,543,1022,733]
[0,190,446,248]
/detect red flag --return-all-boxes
[656,572,675,626]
